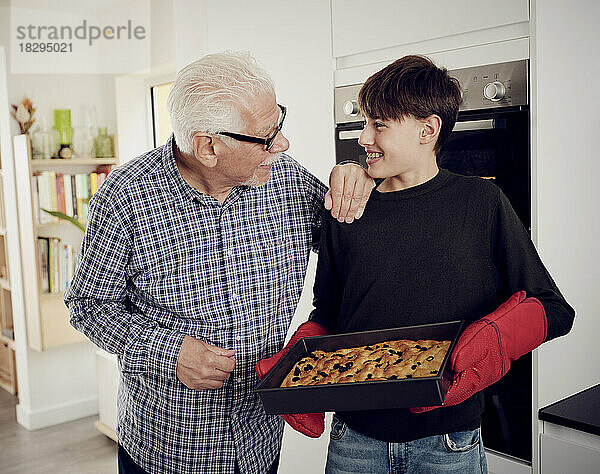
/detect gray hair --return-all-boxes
[167,51,275,154]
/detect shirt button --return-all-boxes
[232,292,238,299]
[227,249,233,257]
[232,413,237,420]
[236,335,241,341]
[236,377,242,383]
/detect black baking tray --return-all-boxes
[255,320,464,414]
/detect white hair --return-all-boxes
[167,51,275,154]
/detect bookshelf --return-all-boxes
[0,191,17,392]
[31,157,118,168]
[13,134,116,351]
[0,47,18,394]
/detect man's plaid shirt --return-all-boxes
[65,135,326,474]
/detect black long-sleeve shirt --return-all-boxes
[310,169,575,442]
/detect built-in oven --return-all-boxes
[334,60,532,464]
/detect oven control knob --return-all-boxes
[483,81,506,101]
[343,100,360,116]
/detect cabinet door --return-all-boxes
[332,0,529,58]
[541,434,600,474]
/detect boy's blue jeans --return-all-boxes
[325,415,489,474]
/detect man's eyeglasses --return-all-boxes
[216,104,286,151]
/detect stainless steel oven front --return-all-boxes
[333,60,533,463]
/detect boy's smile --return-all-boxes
[366,151,383,165]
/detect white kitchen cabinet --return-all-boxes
[540,435,600,474]
[94,349,118,442]
[540,426,600,474]
[331,0,529,58]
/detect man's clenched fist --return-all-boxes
[176,336,236,390]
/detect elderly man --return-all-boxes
[64,51,374,474]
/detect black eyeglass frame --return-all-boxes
[216,104,286,151]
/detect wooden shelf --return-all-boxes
[94,420,117,442]
[0,278,9,290]
[0,378,16,395]
[30,158,117,168]
[0,334,16,395]
[0,333,14,348]
[36,221,86,233]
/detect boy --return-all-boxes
[257,56,574,473]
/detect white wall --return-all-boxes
[0,4,118,138]
[532,0,600,407]
[173,0,335,184]
[172,1,335,472]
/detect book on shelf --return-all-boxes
[37,237,49,293]
[31,175,40,224]
[70,175,78,220]
[49,171,58,216]
[63,174,73,218]
[32,170,108,225]
[57,174,66,214]
[35,172,54,224]
[36,237,77,293]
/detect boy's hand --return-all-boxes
[325,163,375,223]
[256,321,328,438]
[411,292,546,413]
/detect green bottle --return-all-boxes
[94,127,114,158]
[54,109,73,159]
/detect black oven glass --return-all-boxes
[439,107,530,231]
[334,105,532,463]
[335,122,368,168]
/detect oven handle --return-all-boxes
[452,119,495,131]
[338,129,363,140]
[339,118,495,139]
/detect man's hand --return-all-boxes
[177,336,236,390]
[324,163,375,223]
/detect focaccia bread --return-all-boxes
[280,339,451,387]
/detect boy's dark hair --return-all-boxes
[358,55,462,155]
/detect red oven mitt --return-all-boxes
[411,291,547,414]
[256,321,329,438]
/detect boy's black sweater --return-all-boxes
[310,169,574,442]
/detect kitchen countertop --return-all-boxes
[539,384,600,437]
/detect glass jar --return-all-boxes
[94,127,114,158]
[72,126,95,158]
[31,118,60,159]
